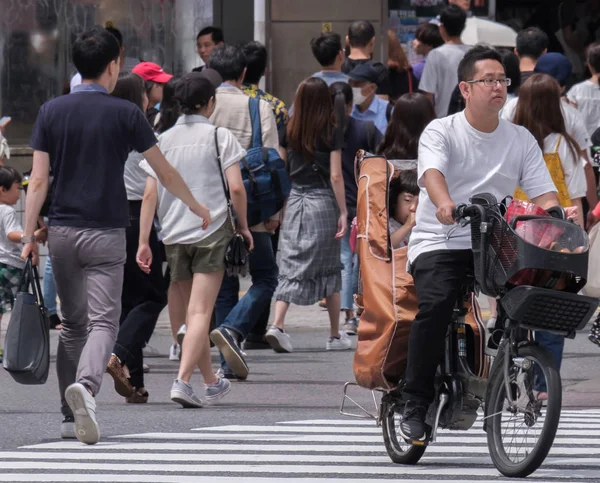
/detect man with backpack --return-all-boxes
[208,44,281,381]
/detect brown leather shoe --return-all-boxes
[126,387,149,404]
[106,354,134,397]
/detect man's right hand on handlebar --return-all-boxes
[436,202,456,225]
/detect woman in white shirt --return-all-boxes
[138,73,252,408]
[512,73,587,400]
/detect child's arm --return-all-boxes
[391,224,412,249]
[390,212,416,249]
[3,207,23,243]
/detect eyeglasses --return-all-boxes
[467,78,512,88]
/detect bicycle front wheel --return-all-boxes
[486,344,561,478]
[381,399,426,465]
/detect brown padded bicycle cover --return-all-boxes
[352,153,488,391]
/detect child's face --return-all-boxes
[0,181,22,206]
[395,191,418,224]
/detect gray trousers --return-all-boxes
[48,226,126,416]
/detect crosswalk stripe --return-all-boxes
[281,413,600,425]
[110,431,600,444]
[8,409,599,481]
[2,461,600,478]
[18,441,600,456]
[193,424,600,433]
[0,477,564,483]
[277,417,600,425]
[1,451,600,467]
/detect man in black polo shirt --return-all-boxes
[22,26,210,445]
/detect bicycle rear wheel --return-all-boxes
[486,344,561,478]
[381,399,426,465]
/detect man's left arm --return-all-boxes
[21,150,50,264]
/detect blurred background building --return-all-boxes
[1,0,598,155]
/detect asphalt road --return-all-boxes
[0,303,598,481]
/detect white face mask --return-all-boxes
[352,87,367,106]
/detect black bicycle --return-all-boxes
[380,193,598,477]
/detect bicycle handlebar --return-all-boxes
[453,203,486,223]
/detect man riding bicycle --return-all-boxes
[400,45,566,442]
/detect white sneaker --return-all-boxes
[326,331,352,351]
[177,324,187,347]
[65,383,100,445]
[265,326,293,353]
[169,343,181,361]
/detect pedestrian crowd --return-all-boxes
[0,0,599,447]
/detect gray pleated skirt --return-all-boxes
[275,186,342,306]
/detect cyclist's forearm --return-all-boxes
[423,169,453,208]
[531,191,561,211]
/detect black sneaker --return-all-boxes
[242,334,271,350]
[61,415,76,439]
[399,400,429,443]
[210,327,249,378]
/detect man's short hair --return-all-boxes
[440,5,467,38]
[415,23,444,49]
[209,44,247,82]
[587,41,600,73]
[347,20,376,48]
[73,26,121,80]
[197,26,224,43]
[458,44,504,82]
[242,41,268,85]
[311,32,343,67]
[516,27,549,60]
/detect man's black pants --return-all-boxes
[402,249,474,403]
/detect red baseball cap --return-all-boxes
[132,62,173,84]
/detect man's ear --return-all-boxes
[458,81,470,101]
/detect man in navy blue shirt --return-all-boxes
[22,26,210,445]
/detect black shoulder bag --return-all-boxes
[3,255,50,384]
[214,128,250,277]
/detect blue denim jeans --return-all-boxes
[215,231,279,370]
[42,254,58,315]
[534,331,564,392]
[340,228,359,311]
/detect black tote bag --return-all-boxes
[2,256,50,385]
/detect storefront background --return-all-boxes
[0,0,213,145]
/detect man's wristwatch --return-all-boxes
[20,235,36,244]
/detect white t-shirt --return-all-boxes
[543,133,587,200]
[567,80,600,138]
[140,115,246,245]
[124,151,149,201]
[419,43,471,118]
[408,112,557,263]
[501,97,592,152]
[0,205,24,269]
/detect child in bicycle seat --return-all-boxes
[399,45,565,444]
[389,169,419,249]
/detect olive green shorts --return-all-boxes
[165,221,234,281]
